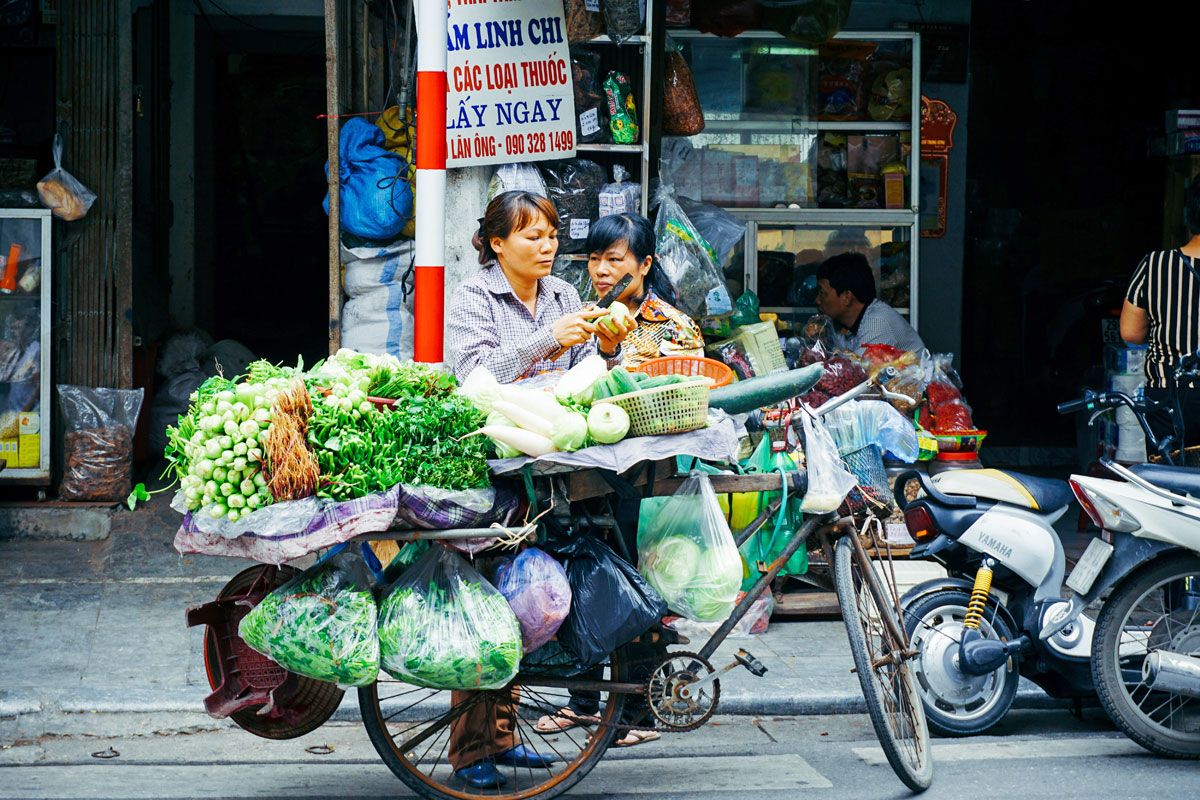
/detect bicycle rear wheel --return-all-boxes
[360,650,628,800]
[834,530,933,792]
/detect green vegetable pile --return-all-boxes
[238,557,380,687]
[165,370,299,522]
[308,387,489,501]
[378,547,522,690]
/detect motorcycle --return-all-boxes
[896,353,1200,757]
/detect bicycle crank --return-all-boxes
[647,649,768,732]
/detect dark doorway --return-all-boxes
[962,1,1199,453]
[194,15,327,366]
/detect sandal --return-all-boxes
[614,730,661,748]
[534,707,599,734]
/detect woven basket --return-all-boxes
[632,356,735,388]
[595,380,710,437]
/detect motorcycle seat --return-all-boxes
[1129,463,1200,498]
[931,468,1074,513]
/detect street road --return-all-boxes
[2,710,1195,799]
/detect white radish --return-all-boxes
[466,426,558,457]
[490,400,557,439]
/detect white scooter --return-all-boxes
[897,354,1200,757]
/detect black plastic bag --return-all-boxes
[551,536,667,667]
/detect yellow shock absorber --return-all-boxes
[963,561,994,631]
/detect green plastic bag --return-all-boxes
[738,437,809,590]
[238,546,380,688]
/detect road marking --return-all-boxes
[589,754,831,791]
[853,735,1146,765]
[0,754,832,798]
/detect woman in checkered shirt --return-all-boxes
[448,191,635,383]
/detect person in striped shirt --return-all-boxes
[1120,178,1200,442]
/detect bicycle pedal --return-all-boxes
[735,649,768,677]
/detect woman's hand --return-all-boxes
[594,310,637,356]
[552,309,605,350]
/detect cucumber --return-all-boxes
[707,363,825,415]
[609,366,639,395]
[640,375,681,390]
[592,377,613,400]
[631,371,649,384]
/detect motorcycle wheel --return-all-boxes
[1092,554,1200,758]
[904,589,1019,737]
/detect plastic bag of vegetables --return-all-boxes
[238,544,380,687]
[637,472,742,622]
[551,536,668,668]
[377,544,522,690]
[493,548,572,654]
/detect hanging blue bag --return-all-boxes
[323,118,413,241]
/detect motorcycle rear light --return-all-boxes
[1070,479,1140,533]
[904,505,938,542]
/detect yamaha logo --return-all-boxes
[979,533,1013,560]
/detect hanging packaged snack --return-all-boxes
[540,158,606,254]
[927,353,976,433]
[603,71,640,145]
[571,48,608,144]
[601,0,645,43]
[565,0,605,43]
[377,544,522,690]
[36,135,97,222]
[238,545,380,687]
[637,472,742,623]
[662,42,705,136]
[598,165,641,217]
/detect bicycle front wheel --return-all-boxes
[834,531,933,792]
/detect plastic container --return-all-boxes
[597,380,709,437]
[633,356,735,388]
[928,451,982,476]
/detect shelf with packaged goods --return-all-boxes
[761,305,910,317]
[575,143,646,153]
[698,118,910,134]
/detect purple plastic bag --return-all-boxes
[494,548,573,654]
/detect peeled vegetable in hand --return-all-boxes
[587,403,630,444]
[597,301,632,337]
[493,548,573,653]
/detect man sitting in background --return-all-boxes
[815,252,925,353]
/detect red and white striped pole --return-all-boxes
[413,0,448,363]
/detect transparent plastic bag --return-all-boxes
[564,0,604,42]
[666,590,772,640]
[550,535,667,667]
[677,197,746,267]
[540,159,606,254]
[377,544,521,689]
[487,163,547,200]
[663,44,704,136]
[238,544,380,687]
[57,385,144,501]
[598,165,641,217]
[37,134,97,221]
[653,183,727,318]
[637,472,742,622]
[798,410,856,514]
[823,400,918,463]
[602,0,645,43]
[571,48,608,145]
[927,353,975,432]
[493,547,573,654]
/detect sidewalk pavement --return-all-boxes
[0,495,1066,740]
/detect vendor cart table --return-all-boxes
[344,465,932,799]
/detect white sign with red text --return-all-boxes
[446,0,577,168]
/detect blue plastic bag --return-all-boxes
[324,118,413,241]
[493,547,572,654]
